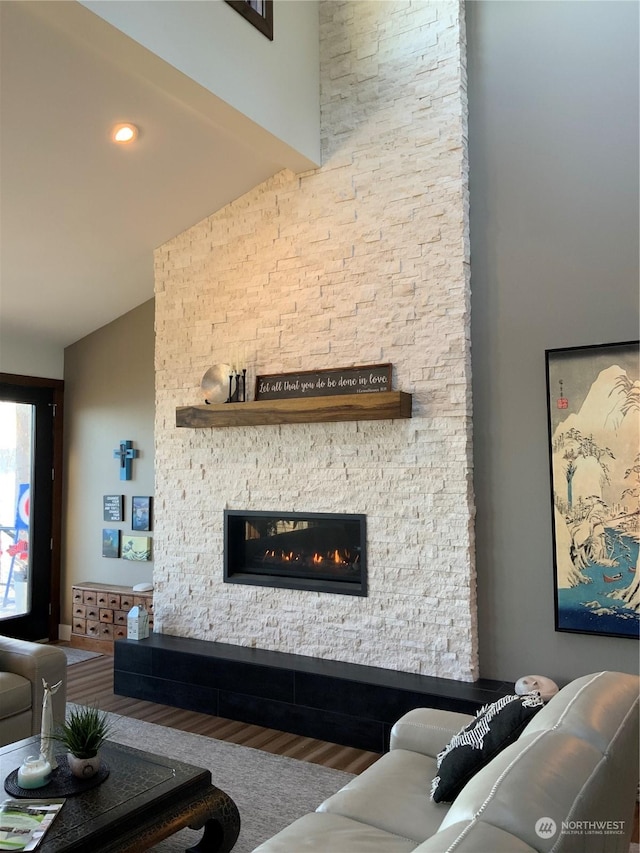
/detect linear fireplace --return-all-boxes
[224,510,367,596]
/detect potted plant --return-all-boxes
[51,705,113,778]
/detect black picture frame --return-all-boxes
[225,0,273,40]
[102,528,120,558]
[103,495,124,522]
[132,496,152,532]
[545,340,639,639]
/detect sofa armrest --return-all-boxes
[0,638,67,732]
[390,708,474,758]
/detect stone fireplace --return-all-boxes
[153,1,478,682]
[224,510,367,596]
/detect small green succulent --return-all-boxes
[52,705,114,759]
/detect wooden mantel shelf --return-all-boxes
[176,391,412,428]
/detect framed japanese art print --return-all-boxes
[121,535,152,562]
[132,496,152,531]
[102,528,120,558]
[545,341,639,639]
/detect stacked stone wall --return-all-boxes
[153,0,477,679]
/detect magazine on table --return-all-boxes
[0,799,65,851]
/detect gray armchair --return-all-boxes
[0,636,67,747]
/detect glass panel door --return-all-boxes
[0,401,33,619]
[0,377,60,641]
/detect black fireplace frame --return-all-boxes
[224,509,367,596]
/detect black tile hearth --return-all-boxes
[114,634,512,752]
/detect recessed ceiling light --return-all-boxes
[112,123,138,144]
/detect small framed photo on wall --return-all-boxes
[103,495,124,522]
[102,528,120,558]
[122,535,152,562]
[132,496,152,531]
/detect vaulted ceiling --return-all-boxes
[0,1,289,350]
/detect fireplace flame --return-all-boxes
[260,547,356,570]
[311,550,349,565]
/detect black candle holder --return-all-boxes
[226,369,246,404]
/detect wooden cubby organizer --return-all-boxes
[71,582,154,654]
[176,390,412,428]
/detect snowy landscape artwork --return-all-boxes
[546,341,639,639]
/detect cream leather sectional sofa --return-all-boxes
[0,636,67,747]
[255,671,639,852]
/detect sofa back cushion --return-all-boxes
[438,671,639,852]
[520,670,636,753]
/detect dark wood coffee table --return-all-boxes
[1,735,240,852]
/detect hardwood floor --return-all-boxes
[65,653,381,775]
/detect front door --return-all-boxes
[0,376,63,640]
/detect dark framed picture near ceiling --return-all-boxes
[545,340,639,640]
[226,0,273,40]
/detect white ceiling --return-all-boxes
[0,1,290,351]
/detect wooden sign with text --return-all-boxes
[255,364,392,401]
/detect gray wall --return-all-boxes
[61,300,155,630]
[467,1,639,682]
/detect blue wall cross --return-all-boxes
[113,440,139,480]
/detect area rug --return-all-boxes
[59,646,103,666]
[79,709,354,852]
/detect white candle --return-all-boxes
[17,755,51,788]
